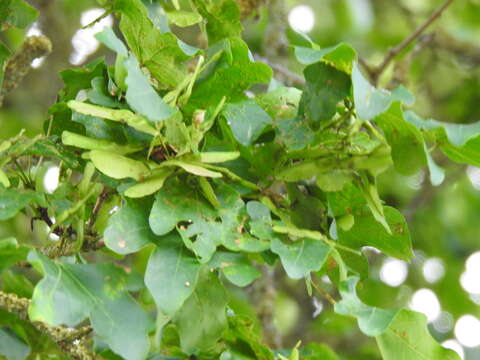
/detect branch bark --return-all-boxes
[251,266,282,349]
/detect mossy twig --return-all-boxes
[0,291,94,360]
[0,36,52,105]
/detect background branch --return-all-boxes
[368,0,455,85]
[254,54,305,87]
[0,36,52,106]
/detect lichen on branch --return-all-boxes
[0,35,52,105]
[0,291,93,360]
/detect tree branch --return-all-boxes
[0,36,52,106]
[310,278,336,306]
[369,0,455,84]
[251,266,282,349]
[86,187,109,234]
[254,54,305,87]
[236,0,266,19]
[0,291,93,360]
[263,0,288,59]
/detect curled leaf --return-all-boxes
[160,160,222,178]
[199,151,240,163]
[62,131,142,155]
[68,100,157,136]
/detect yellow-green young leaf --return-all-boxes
[295,42,356,73]
[124,169,172,198]
[67,100,157,136]
[114,55,128,91]
[0,140,12,153]
[89,150,150,181]
[199,151,240,163]
[198,177,220,208]
[166,10,202,27]
[337,214,354,231]
[161,160,222,178]
[355,174,391,233]
[61,131,142,155]
[0,168,10,187]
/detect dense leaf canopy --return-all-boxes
[1,0,480,359]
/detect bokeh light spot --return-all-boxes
[70,8,113,65]
[409,288,440,322]
[43,166,60,194]
[380,258,408,287]
[423,257,445,283]
[442,339,465,359]
[455,315,480,347]
[288,5,315,33]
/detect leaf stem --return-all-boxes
[272,225,361,256]
[310,278,337,305]
[81,10,112,29]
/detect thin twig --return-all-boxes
[358,56,375,81]
[254,54,305,87]
[81,10,112,29]
[251,265,282,349]
[371,0,455,84]
[310,279,336,305]
[86,186,109,234]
